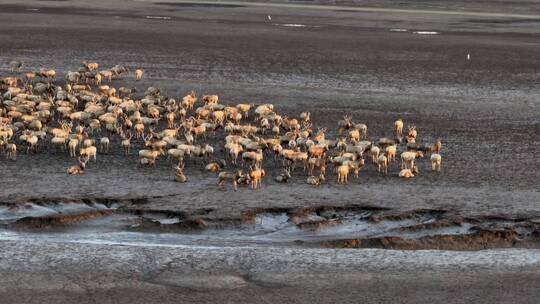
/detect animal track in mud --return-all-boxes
[0,199,539,250]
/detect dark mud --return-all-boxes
[1,0,540,222]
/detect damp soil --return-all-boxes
[1,0,540,251]
[1,1,540,303]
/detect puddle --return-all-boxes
[413,31,440,35]
[0,202,473,248]
[278,24,306,27]
[272,23,321,28]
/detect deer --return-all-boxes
[249,166,265,190]
[218,170,245,191]
[143,133,166,156]
[166,111,176,129]
[174,163,187,182]
[100,70,113,82]
[68,138,79,157]
[306,174,325,187]
[385,144,397,163]
[401,150,423,169]
[236,103,254,118]
[308,144,327,159]
[25,134,39,154]
[377,154,389,174]
[83,61,99,71]
[139,149,160,166]
[10,60,23,72]
[399,165,419,178]
[5,142,16,160]
[407,125,417,143]
[275,168,292,183]
[100,137,110,153]
[370,146,381,163]
[300,111,311,124]
[80,146,97,162]
[431,139,442,154]
[182,91,197,110]
[134,120,145,139]
[394,118,404,138]
[67,156,89,175]
[206,159,226,173]
[431,153,442,172]
[135,69,144,81]
[338,115,353,134]
[241,150,263,168]
[38,69,56,82]
[120,131,132,155]
[25,72,36,84]
[223,142,242,165]
[51,136,67,153]
[203,95,219,105]
[337,162,357,184]
[354,123,368,139]
[349,129,360,142]
[308,157,327,176]
[282,150,308,172]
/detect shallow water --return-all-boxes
[0,203,474,248]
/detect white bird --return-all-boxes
[268,15,272,20]
[467,53,470,60]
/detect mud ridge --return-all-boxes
[11,210,116,229]
[241,204,390,224]
[322,227,540,250]
[1,197,140,208]
[390,217,464,233]
[369,208,448,222]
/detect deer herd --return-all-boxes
[0,61,444,191]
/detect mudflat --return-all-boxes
[1,0,540,303]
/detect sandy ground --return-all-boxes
[1,0,540,302]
